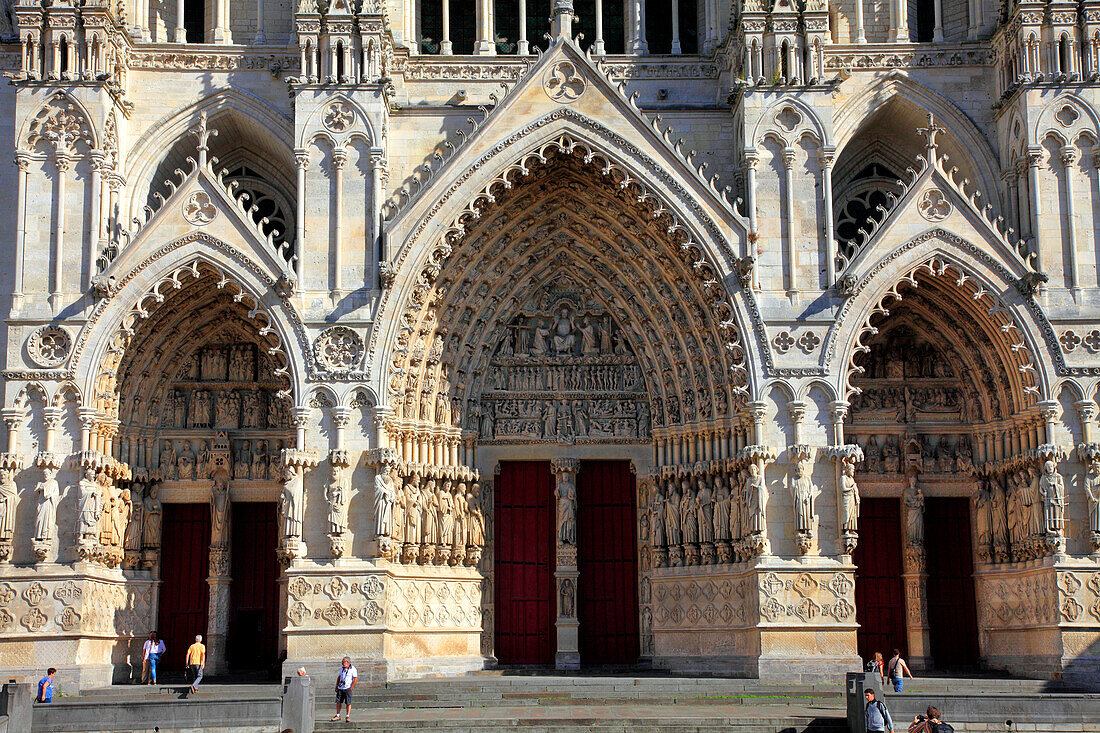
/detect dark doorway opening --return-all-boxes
[494,460,555,665]
[228,502,279,673]
[183,0,204,43]
[157,503,211,672]
[854,497,907,663]
[925,496,980,669]
[577,460,639,666]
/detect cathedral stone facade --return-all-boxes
[1,0,1099,689]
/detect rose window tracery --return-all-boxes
[27,325,72,368]
[314,326,365,372]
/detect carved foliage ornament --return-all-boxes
[27,325,72,368]
[323,102,354,132]
[314,326,364,372]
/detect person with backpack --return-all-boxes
[908,705,954,733]
[886,648,914,692]
[864,688,894,733]
[865,651,885,685]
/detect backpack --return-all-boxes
[934,724,954,733]
[887,657,900,679]
[865,659,878,673]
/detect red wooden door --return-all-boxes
[494,461,555,664]
[925,497,980,669]
[577,460,639,665]
[157,503,211,672]
[228,502,279,672]
[853,497,907,663]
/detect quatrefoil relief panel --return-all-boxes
[27,325,72,368]
[182,191,217,226]
[543,61,586,103]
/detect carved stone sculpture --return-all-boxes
[791,454,815,552]
[1084,451,1100,553]
[210,477,230,547]
[326,462,350,557]
[143,483,162,551]
[1038,460,1065,538]
[696,476,714,545]
[839,461,860,552]
[903,473,925,547]
[33,466,62,543]
[280,464,303,540]
[744,462,767,535]
[557,473,576,546]
[560,577,575,618]
[974,478,992,562]
[124,484,144,552]
[991,480,1009,562]
[0,467,17,550]
[77,468,101,542]
[466,482,486,566]
[374,466,395,539]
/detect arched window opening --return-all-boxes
[1059,35,1071,75]
[779,40,791,82]
[184,0,204,42]
[58,37,69,75]
[336,41,346,80]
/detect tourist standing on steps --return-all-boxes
[332,656,358,723]
[36,668,56,703]
[186,635,206,694]
[142,632,165,684]
[886,649,914,692]
[866,651,886,686]
[864,688,894,733]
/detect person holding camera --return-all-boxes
[908,705,954,733]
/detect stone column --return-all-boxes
[629,0,648,53]
[332,147,346,295]
[52,153,71,310]
[901,469,930,670]
[294,149,308,286]
[1026,147,1045,277]
[175,0,186,42]
[207,469,231,675]
[670,0,681,53]
[552,457,580,670]
[854,0,866,43]
[12,151,30,311]
[819,149,836,287]
[1,410,24,453]
[782,147,798,295]
[254,0,266,44]
[592,0,604,54]
[440,0,452,54]
[475,0,494,53]
[1060,146,1081,293]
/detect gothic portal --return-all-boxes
[2,0,1100,689]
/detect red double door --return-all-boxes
[854,496,979,670]
[157,502,279,673]
[494,460,639,666]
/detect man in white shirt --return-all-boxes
[331,656,358,722]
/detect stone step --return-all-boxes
[313,704,847,733]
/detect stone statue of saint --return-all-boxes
[840,462,860,534]
[177,441,196,481]
[124,484,144,552]
[452,482,467,556]
[392,475,405,545]
[422,479,439,545]
[650,483,666,547]
[560,578,575,618]
[210,477,230,546]
[530,319,551,355]
[1085,457,1100,545]
[374,467,395,538]
[579,317,599,356]
[1038,460,1065,535]
[745,462,767,534]
[34,467,63,542]
[114,489,132,550]
[991,480,1008,556]
[882,437,900,474]
[279,465,303,539]
[557,474,576,545]
[1008,473,1025,549]
[1020,468,1040,539]
[326,462,350,536]
[143,483,162,549]
[403,474,422,545]
[903,473,924,547]
[97,473,118,546]
[730,469,745,540]
[159,440,177,480]
[975,479,992,555]
[0,467,17,544]
[791,457,815,535]
[713,476,731,542]
[664,478,682,545]
[466,483,485,549]
[696,477,714,544]
[679,479,698,544]
[77,468,101,541]
[438,481,454,549]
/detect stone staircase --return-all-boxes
[312,674,849,732]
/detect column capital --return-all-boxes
[13,150,32,170]
[551,456,580,475]
[332,147,347,169]
[0,408,25,431]
[786,399,807,423]
[1060,146,1079,168]
[294,147,310,168]
[291,406,311,428]
[1075,399,1097,422]
[331,405,352,427]
[828,400,850,424]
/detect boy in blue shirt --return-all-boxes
[36,668,56,703]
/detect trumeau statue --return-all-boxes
[903,474,925,547]
[557,473,576,545]
[34,466,63,542]
[374,466,395,538]
[211,476,230,546]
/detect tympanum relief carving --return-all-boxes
[479,285,652,445]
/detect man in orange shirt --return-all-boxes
[185,635,206,695]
